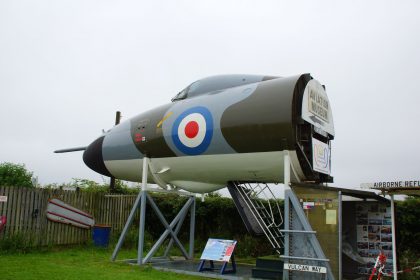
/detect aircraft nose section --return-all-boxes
[83,136,112,177]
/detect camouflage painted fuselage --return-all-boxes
[83,74,334,193]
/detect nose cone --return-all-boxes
[83,136,112,177]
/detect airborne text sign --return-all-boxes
[361,181,420,190]
[283,263,327,274]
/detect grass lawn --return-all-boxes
[1,246,203,280]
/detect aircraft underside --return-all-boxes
[104,150,304,193]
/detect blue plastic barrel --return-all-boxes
[92,224,111,247]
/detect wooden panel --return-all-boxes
[0,187,140,247]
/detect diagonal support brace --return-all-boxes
[142,193,192,263]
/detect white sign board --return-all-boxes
[361,181,420,190]
[284,263,327,274]
[0,196,7,203]
[312,138,330,175]
[301,79,335,136]
[200,239,237,262]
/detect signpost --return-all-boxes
[0,196,7,203]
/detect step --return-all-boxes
[252,267,283,280]
[256,257,284,270]
[227,184,264,235]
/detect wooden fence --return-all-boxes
[0,187,137,246]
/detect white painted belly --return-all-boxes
[104,151,304,193]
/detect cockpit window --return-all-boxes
[171,75,277,102]
[171,88,188,102]
[188,81,200,93]
[171,81,201,102]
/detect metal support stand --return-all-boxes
[111,157,196,265]
[282,189,334,280]
[282,152,334,280]
[338,191,342,280]
[284,152,291,191]
[390,194,398,280]
[198,254,237,275]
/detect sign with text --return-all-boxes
[309,89,329,122]
[0,196,7,203]
[312,138,330,175]
[284,263,327,274]
[361,181,420,190]
[301,79,335,136]
[200,239,237,262]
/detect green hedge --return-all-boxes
[396,197,420,257]
[113,193,274,258]
[138,194,419,260]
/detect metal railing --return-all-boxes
[231,181,284,254]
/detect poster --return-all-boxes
[355,203,393,275]
[326,209,337,225]
[312,138,331,175]
[200,239,237,262]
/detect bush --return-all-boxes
[398,249,420,280]
[53,178,140,194]
[0,162,34,188]
[397,196,420,258]
[0,233,35,253]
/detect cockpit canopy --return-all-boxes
[171,74,278,102]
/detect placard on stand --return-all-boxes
[198,238,237,275]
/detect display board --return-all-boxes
[200,239,237,262]
[355,203,393,275]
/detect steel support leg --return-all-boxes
[189,196,196,259]
[391,194,398,280]
[137,157,149,265]
[111,191,142,261]
[111,156,196,265]
[283,191,290,280]
[338,191,342,280]
[284,152,291,190]
[283,152,291,280]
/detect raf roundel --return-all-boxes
[172,107,213,155]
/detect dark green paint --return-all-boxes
[220,75,303,153]
[130,104,176,158]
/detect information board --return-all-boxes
[355,203,393,275]
[200,239,237,262]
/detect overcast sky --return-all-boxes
[1,1,419,190]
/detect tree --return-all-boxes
[0,162,34,188]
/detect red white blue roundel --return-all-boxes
[172,106,213,155]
